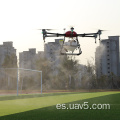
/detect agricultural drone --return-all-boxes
[40,27,103,55]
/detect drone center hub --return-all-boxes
[65,31,77,37]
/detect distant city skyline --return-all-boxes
[0,0,120,65]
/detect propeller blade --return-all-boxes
[37,29,56,31]
[97,29,108,33]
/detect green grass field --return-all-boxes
[0,91,120,120]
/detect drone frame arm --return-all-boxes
[45,33,65,37]
[80,35,95,37]
[47,32,65,36]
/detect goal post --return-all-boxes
[0,68,42,96]
[17,68,42,96]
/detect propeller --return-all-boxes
[37,29,56,35]
[37,29,53,41]
[37,29,54,31]
[97,29,105,35]
[97,29,107,40]
[67,25,75,31]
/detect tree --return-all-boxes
[2,54,17,68]
[35,57,52,90]
[59,56,79,89]
[82,58,97,89]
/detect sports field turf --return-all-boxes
[0,91,120,120]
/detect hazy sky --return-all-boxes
[0,0,120,65]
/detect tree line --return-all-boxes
[0,54,120,90]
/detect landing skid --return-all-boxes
[60,51,82,56]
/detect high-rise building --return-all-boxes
[95,36,120,78]
[19,48,44,69]
[0,41,17,68]
[44,39,65,75]
[0,41,17,89]
[19,48,36,69]
[44,39,61,61]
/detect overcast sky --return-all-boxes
[0,0,120,64]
